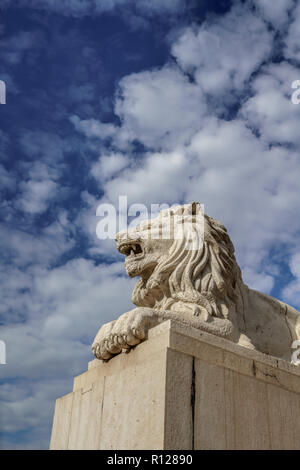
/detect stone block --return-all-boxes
[50,320,300,450]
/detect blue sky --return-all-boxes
[1,0,300,449]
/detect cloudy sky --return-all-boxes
[1,0,300,449]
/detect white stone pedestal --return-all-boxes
[50,320,300,450]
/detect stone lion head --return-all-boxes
[116,202,242,320]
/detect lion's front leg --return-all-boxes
[92,308,161,361]
[92,320,116,360]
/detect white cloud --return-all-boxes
[184,118,300,268]
[241,267,275,293]
[18,179,58,214]
[20,131,69,163]
[0,378,72,449]
[284,2,300,61]
[253,0,295,30]
[70,66,207,151]
[99,149,187,207]
[240,62,300,146]
[72,66,207,151]
[0,217,75,268]
[114,66,206,149]
[0,164,15,192]
[172,4,273,103]
[282,253,300,306]
[14,157,65,216]
[2,259,133,347]
[70,115,117,140]
[91,152,130,182]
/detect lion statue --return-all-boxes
[92,202,300,362]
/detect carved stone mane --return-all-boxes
[131,209,239,320]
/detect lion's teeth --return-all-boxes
[119,242,141,256]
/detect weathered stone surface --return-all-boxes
[92,203,300,363]
[50,320,300,450]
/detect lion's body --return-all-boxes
[238,285,300,360]
[92,203,300,362]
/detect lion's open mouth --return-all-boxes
[118,242,143,258]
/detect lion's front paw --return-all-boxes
[92,321,116,361]
[92,308,156,361]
